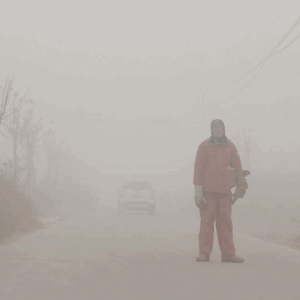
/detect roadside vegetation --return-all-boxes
[0,76,98,242]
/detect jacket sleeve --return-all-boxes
[193,142,207,185]
[230,143,243,173]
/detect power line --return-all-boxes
[216,64,266,104]
[272,31,300,55]
[237,16,300,84]
[213,15,300,105]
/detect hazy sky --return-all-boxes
[1,0,299,113]
[1,0,292,55]
[0,0,299,174]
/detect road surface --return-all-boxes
[0,208,300,300]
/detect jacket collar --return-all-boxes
[208,136,230,145]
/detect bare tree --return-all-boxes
[7,109,21,185]
[0,76,29,125]
[0,78,31,185]
[19,107,44,191]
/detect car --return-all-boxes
[117,180,156,215]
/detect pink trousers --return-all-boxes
[199,192,236,259]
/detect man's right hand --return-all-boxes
[194,185,207,209]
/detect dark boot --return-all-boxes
[196,254,210,262]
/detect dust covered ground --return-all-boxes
[0,205,300,300]
[0,190,299,299]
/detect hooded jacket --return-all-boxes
[193,139,243,195]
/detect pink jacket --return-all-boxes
[193,139,243,194]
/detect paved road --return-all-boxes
[1,209,300,300]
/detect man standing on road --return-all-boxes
[193,119,249,263]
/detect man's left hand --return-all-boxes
[231,194,239,205]
[231,187,244,204]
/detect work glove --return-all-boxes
[231,171,250,205]
[194,185,207,209]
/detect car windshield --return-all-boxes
[124,181,152,191]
